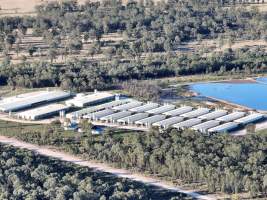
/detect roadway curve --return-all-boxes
[0,136,217,200]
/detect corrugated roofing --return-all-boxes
[192,120,220,132]
[0,90,71,112]
[100,111,132,121]
[135,115,166,125]
[152,116,184,128]
[180,108,210,119]
[198,110,228,120]
[130,103,159,112]
[146,104,176,114]
[17,104,69,120]
[83,109,115,120]
[216,112,245,122]
[66,99,130,118]
[208,122,239,133]
[234,113,264,124]
[112,101,143,111]
[66,92,114,107]
[172,118,202,129]
[117,113,150,124]
[163,106,193,116]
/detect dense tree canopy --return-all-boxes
[0,143,190,200]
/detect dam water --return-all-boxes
[191,78,267,111]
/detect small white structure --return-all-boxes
[17,104,69,120]
[66,92,115,107]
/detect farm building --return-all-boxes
[172,118,202,130]
[208,122,239,133]
[234,113,265,124]
[152,116,184,129]
[17,104,69,120]
[129,103,159,112]
[117,113,150,125]
[146,104,176,115]
[0,90,71,112]
[163,106,193,116]
[112,101,142,111]
[66,99,130,119]
[198,110,228,120]
[180,108,210,119]
[216,112,245,122]
[135,115,166,127]
[100,111,132,123]
[192,120,220,133]
[65,92,115,107]
[83,109,115,121]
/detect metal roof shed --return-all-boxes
[84,109,115,121]
[192,120,220,133]
[130,103,159,112]
[180,108,210,119]
[135,115,166,127]
[198,110,228,120]
[0,90,71,112]
[234,113,264,124]
[117,113,150,125]
[65,92,115,107]
[216,112,245,122]
[152,116,184,129]
[146,105,176,115]
[112,101,143,111]
[208,122,239,133]
[66,99,130,119]
[17,104,69,120]
[172,118,202,129]
[163,106,193,116]
[100,111,132,123]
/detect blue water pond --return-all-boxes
[191,78,267,111]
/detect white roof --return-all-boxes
[192,120,220,132]
[135,115,166,125]
[234,113,264,124]
[208,122,239,133]
[100,111,132,121]
[172,118,202,129]
[130,103,159,112]
[112,101,142,111]
[146,104,176,114]
[0,90,71,112]
[17,104,69,118]
[83,109,114,120]
[66,99,130,118]
[163,106,193,116]
[216,112,245,122]
[180,108,210,118]
[152,116,184,128]
[198,110,228,120]
[66,92,114,107]
[117,113,150,123]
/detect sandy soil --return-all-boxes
[0,135,219,200]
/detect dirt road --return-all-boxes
[0,135,218,200]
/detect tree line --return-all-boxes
[0,143,190,200]
[0,0,266,91]
[1,123,266,198]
